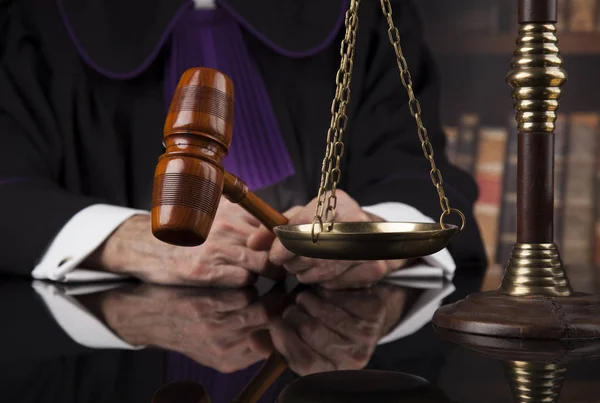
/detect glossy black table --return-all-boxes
[2,264,600,403]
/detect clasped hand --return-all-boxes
[93,190,406,288]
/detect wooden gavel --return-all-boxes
[152,67,288,246]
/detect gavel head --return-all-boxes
[152,67,234,246]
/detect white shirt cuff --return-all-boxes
[377,280,456,345]
[193,0,216,9]
[32,204,149,282]
[32,281,143,349]
[361,202,456,280]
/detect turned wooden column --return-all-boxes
[516,0,557,244]
[500,0,571,296]
[519,0,557,23]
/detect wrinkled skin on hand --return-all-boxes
[97,284,278,373]
[268,284,408,375]
[85,282,410,376]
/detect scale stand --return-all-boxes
[432,0,600,339]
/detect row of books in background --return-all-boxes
[444,112,600,269]
[421,0,600,34]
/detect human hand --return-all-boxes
[95,284,278,373]
[268,284,408,375]
[248,190,406,289]
[87,197,285,287]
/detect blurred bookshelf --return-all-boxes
[426,32,600,55]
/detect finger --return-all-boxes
[269,319,335,375]
[280,256,324,274]
[296,292,381,343]
[245,205,305,252]
[207,326,273,364]
[212,302,271,332]
[296,292,354,332]
[320,260,392,290]
[211,321,272,349]
[319,260,407,293]
[197,340,270,373]
[179,265,257,288]
[246,206,302,251]
[236,210,262,229]
[215,245,285,280]
[241,212,262,228]
[266,205,316,265]
[211,218,259,241]
[281,257,361,277]
[246,225,276,251]
[314,287,388,321]
[283,205,304,218]
[282,305,369,370]
[217,197,261,227]
[267,236,298,267]
[188,305,272,362]
[227,245,270,271]
[294,260,355,284]
[179,288,257,315]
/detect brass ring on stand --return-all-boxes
[440,208,465,232]
[311,216,324,243]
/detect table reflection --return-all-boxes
[28,273,454,403]
[63,279,447,375]
[8,261,600,402]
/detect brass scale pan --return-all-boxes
[274,222,459,261]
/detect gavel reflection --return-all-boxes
[152,67,287,246]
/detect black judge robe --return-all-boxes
[0,0,487,276]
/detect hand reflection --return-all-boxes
[99,284,278,373]
[92,281,413,376]
[269,285,409,375]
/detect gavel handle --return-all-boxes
[231,353,287,403]
[223,172,288,229]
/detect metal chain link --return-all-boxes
[379,0,465,231]
[311,0,361,242]
[311,0,465,242]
